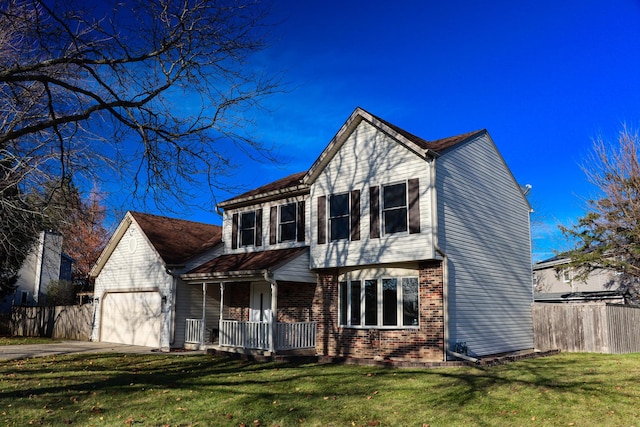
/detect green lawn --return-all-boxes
[1,352,639,426]
[0,336,60,346]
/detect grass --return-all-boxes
[0,336,60,346]
[1,352,640,426]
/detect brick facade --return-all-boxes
[276,281,316,323]
[224,282,250,321]
[220,261,444,362]
[313,261,445,362]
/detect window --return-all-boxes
[562,269,571,283]
[340,277,419,328]
[329,193,350,241]
[240,211,256,246]
[279,203,297,242]
[382,183,407,234]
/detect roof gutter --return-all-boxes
[217,184,309,210]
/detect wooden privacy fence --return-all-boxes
[533,303,640,354]
[10,305,94,341]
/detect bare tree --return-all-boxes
[560,125,640,301]
[0,0,280,293]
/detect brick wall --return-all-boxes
[276,281,316,323]
[224,282,250,321]
[313,261,444,362]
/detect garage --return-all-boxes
[100,291,162,347]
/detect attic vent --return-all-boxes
[128,228,137,254]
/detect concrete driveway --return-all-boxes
[0,341,182,361]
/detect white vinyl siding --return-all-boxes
[272,250,317,283]
[92,222,173,349]
[436,133,533,357]
[173,283,220,346]
[310,120,435,269]
[172,244,225,347]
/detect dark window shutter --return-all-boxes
[350,190,360,241]
[369,186,380,239]
[317,196,326,244]
[269,206,277,245]
[297,201,306,242]
[255,209,263,246]
[408,178,420,234]
[231,213,239,249]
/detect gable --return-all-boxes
[91,211,222,278]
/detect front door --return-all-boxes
[250,283,272,323]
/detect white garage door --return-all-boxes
[100,291,161,347]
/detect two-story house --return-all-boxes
[179,107,534,362]
[0,230,73,312]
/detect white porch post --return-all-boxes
[201,282,207,349]
[219,282,225,345]
[269,280,277,353]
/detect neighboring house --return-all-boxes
[178,107,534,362]
[533,255,624,303]
[0,231,73,312]
[89,212,223,349]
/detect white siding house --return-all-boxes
[90,212,222,350]
[94,107,534,363]
[180,107,534,362]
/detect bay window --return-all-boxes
[339,277,419,327]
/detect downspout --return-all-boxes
[429,155,450,362]
[263,270,277,354]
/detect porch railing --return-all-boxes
[185,318,203,344]
[276,321,317,350]
[219,320,317,351]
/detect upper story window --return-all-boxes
[382,183,408,234]
[269,201,306,245]
[240,211,256,246]
[329,193,350,241]
[370,178,420,239]
[279,203,297,242]
[317,190,360,244]
[562,269,571,283]
[232,209,262,249]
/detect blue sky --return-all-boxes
[118,1,640,262]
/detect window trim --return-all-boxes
[278,202,297,242]
[329,192,350,241]
[381,181,408,235]
[339,276,420,329]
[239,210,256,247]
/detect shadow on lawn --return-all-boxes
[1,353,639,425]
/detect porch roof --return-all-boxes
[181,247,309,281]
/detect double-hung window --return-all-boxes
[340,277,419,327]
[329,193,350,241]
[382,182,408,234]
[239,211,256,246]
[279,203,297,242]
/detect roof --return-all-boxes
[183,247,308,280]
[370,111,485,154]
[217,171,307,208]
[90,211,222,277]
[130,212,222,265]
[219,107,485,209]
[533,255,570,270]
[534,290,625,303]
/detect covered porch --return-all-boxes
[181,247,318,354]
